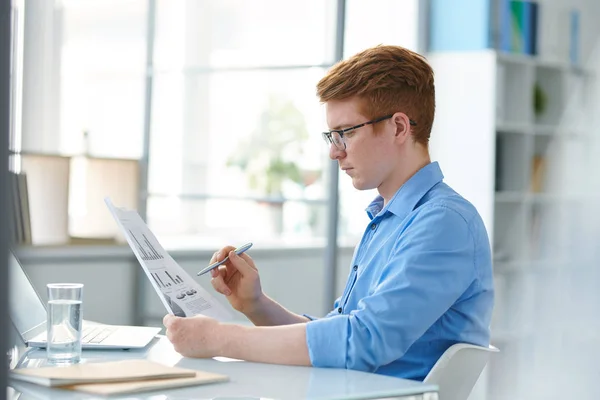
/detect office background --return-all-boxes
[5,0,600,399]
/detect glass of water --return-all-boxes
[46,283,83,364]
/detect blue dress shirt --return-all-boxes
[305,162,494,380]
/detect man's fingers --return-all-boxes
[214,246,236,263]
[211,264,228,279]
[208,246,236,277]
[211,273,232,296]
[228,251,257,277]
[163,313,175,328]
[238,252,257,271]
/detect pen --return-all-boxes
[196,242,253,276]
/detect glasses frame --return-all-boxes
[322,114,417,150]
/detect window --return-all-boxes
[14,0,146,245]
[147,0,337,247]
[13,0,423,248]
[21,0,146,157]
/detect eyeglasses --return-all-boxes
[322,114,417,151]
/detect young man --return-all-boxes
[163,45,494,381]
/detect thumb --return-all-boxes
[163,313,176,327]
[228,250,257,278]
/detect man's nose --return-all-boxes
[329,143,346,160]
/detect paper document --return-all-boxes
[10,359,228,394]
[10,359,195,387]
[105,198,231,320]
[69,371,228,395]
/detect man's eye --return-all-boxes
[344,130,356,138]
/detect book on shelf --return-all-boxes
[8,172,32,245]
[20,154,70,245]
[530,155,546,193]
[8,172,22,244]
[68,156,139,241]
[537,3,580,64]
[17,173,32,244]
[569,9,580,65]
[14,152,144,247]
[497,0,539,55]
[529,205,541,259]
[10,359,228,395]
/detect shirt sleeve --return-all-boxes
[303,296,342,320]
[305,205,478,372]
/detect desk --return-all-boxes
[8,336,438,400]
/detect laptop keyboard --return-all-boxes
[81,326,117,344]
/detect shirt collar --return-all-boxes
[365,162,444,220]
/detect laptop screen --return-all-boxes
[8,250,47,340]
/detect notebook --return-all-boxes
[10,359,195,387]
[68,371,230,396]
[10,359,229,395]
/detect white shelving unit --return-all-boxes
[428,49,595,399]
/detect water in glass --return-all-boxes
[47,299,82,363]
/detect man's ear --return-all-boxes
[393,112,411,141]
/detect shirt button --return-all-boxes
[371,223,376,230]
[337,307,342,313]
[353,265,358,271]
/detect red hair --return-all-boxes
[317,45,435,146]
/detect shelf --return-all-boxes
[533,125,587,137]
[533,125,559,136]
[15,150,140,162]
[529,193,563,203]
[495,123,582,137]
[497,51,589,73]
[529,193,598,203]
[496,122,533,135]
[536,59,578,72]
[495,191,527,203]
[497,52,535,67]
[148,192,328,205]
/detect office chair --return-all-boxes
[424,343,499,400]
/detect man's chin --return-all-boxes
[351,179,375,191]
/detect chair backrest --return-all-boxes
[424,343,499,400]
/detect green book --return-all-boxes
[510,1,526,53]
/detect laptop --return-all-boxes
[8,250,161,349]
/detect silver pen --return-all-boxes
[196,242,253,276]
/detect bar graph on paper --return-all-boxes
[128,229,164,261]
[151,271,184,288]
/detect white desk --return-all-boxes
[8,336,438,400]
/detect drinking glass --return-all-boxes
[46,283,83,364]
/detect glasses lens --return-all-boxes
[332,132,345,150]
[322,132,332,145]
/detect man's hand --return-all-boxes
[209,246,264,315]
[209,245,310,326]
[163,314,222,358]
[164,313,310,366]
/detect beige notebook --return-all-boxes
[10,359,197,387]
[69,371,229,395]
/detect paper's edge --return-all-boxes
[103,196,176,316]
